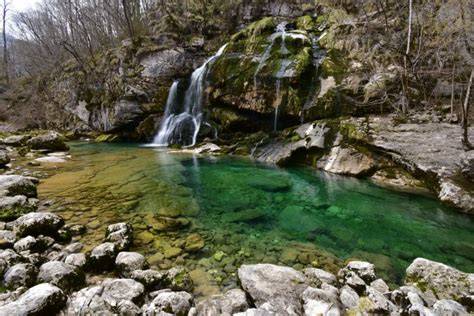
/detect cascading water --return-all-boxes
[152,44,228,147]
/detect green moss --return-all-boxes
[95,134,120,142]
[321,49,348,83]
[296,16,317,31]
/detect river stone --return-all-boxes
[89,242,118,271]
[340,271,367,294]
[63,242,84,254]
[301,286,342,316]
[339,285,359,309]
[0,230,16,248]
[115,251,148,277]
[2,135,30,147]
[3,263,38,289]
[221,208,268,223]
[165,266,193,291]
[338,261,377,284]
[184,233,205,252]
[365,286,397,313]
[406,258,473,306]
[192,288,249,316]
[0,195,37,221]
[149,216,191,232]
[303,268,337,287]
[102,278,145,306]
[13,212,64,237]
[317,146,376,176]
[0,149,9,168]
[238,264,308,315]
[26,131,69,152]
[0,249,23,273]
[433,299,468,315]
[143,290,193,316]
[13,235,38,252]
[370,278,390,293]
[38,261,85,292]
[460,152,474,182]
[247,174,292,192]
[0,283,66,315]
[131,269,166,289]
[106,222,133,251]
[66,285,112,314]
[64,253,87,269]
[0,175,38,198]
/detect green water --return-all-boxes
[38,142,474,294]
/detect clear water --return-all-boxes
[38,142,474,295]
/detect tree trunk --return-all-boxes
[2,0,9,84]
[461,69,473,150]
[402,0,413,114]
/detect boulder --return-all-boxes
[0,283,66,315]
[64,253,87,269]
[338,261,377,284]
[101,278,145,306]
[2,135,30,147]
[301,286,342,316]
[89,242,117,271]
[0,249,23,273]
[406,258,473,306]
[3,263,38,289]
[0,149,10,168]
[317,146,376,177]
[460,152,474,182]
[238,264,308,315]
[0,175,38,198]
[66,285,113,315]
[130,269,166,289]
[0,195,38,221]
[0,229,16,248]
[339,285,359,309]
[303,268,337,287]
[433,299,468,315]
[115,251,148,277]
[142,289,193,316]
[191,289,249,316]
[13,212,64,237]
[13,235,39,252]
[26,131,69,152]
[164,266,193,292]
[105,222,133,251]
[38,261,85,292]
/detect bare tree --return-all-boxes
[462,69,473,150]
[2,0,9,84]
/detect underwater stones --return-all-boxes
[137,230,155,245]
[221,208,268,223]
[89,242,118,271]
[238,264,308,314]
[0,175,38,198]
[317,146,376,177]
[106,222,133,251]
[213,250,226,262]
[142,290,193,316]
[13,212,64,238]
[3,263,38,289]
[247,174,292,192]
[405,258,473,305]
[115,251,148,278]
[26,131,69,152]
[38,261,85,292]
[164,246,183,259]
[184,233,205,252]
[0,283,66,315]
[145,214,191,232]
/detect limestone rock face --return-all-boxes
[460,152,474,182]
[317,146,376,177]
[0,283,66,315]
[406,258,473,306]
[238,264,309,315]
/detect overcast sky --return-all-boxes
[10,0,40,13]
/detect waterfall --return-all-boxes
[152,44,228,147]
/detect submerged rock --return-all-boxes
[164,266,193,292]
[0,283,66,315]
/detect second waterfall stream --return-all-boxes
[152,44,228,147]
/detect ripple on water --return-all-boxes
[38,142,474,297]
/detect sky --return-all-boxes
[10,0,40,13]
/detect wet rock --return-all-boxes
[406,258,473,305]
[238,264,308,314]
[149,216,191,232]
[317,146,376,177]
[433,299,468,315]
[339,285,359,309]
[164,246,183,259]
[89,242,118,271]
[131,269,166,289]
[26,131,69,152]
[0,195,38,221]
[142,290,193,316]
[303,268,337,287]
[301,286,342,316]
[64,253,87,269]
[115,251,148,278]
[191,288,249,316]
[0,175,38,198]
[3,263,38,289]
[102,278,145,306]
[0,283,66,315]
[165,266,193,292]
[63,242,84,254]
[0,249,23,273]
[338,261,376,284]
[195,143,221,154]
[38,261,85,292]
[184,233,205,252]
[2,135,30,147]
[106,222,133,251]
[13,212,64,237]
